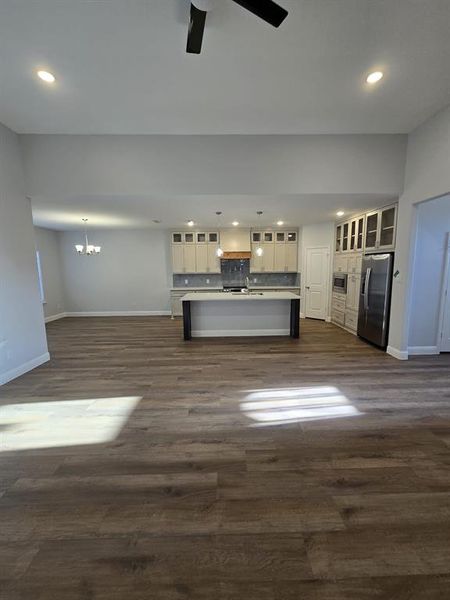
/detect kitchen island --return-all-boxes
[181,291,300,340]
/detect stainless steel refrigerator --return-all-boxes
[358,253,394,348]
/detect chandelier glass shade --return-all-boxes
[75,219,101,256]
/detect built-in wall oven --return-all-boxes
[333,272,348,294]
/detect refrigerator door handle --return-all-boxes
[364,267,372,310]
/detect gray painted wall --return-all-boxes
[389,104,450,355]
[58,229,172,313]
[34,227,66,319]
[21,134,407,196]
[0,123,48,384]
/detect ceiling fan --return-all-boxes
[187,0,289,54]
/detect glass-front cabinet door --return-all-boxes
[196,232,207,244]
[184,232,195,244]
[342,222,349,252]
[252,231,262,243]
[335,224,342,252]
[264,232,273,243]
[208,232,218,243]
[172,232,183,244]
[356,216,365,250]
[350,220,357,251]
[365,211,379,251]
[276,231,285,243]
[379,205,397,249]
[287,232,297,243]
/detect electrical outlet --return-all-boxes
[253,277,257,283]
[206,278,210,284]
[184,279,188,285]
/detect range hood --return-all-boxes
[220,229,251,259]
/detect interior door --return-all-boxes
[305,247,329,320]
[440,234,450,352]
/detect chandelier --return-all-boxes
[75,219,101,256]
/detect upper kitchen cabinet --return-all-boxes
[251,229,298,273]
[335,204,397,254]
[335,224,342,252]
[274,238,298,272]
[172,242,196,273]
[341,222,350,252]
[171,230,218,274]
[350,215,365,252]
[365,204,397,252]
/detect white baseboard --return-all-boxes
[387,345,409,360]
[325,315,332,323]
[65,311,171,317]
[0,352,50,386]
[408,345,439,356]
[300,312,305,319]
[45,312,67,323]
[192,329,291,337]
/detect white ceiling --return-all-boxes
[32,194,395,230]
[1,0,449,134]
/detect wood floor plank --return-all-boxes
[0,316,449,595]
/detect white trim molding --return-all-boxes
[408,346,439,356]
[64,311,171,317]
[387,345,409,360]
[0,352,50,386]
[192,329,290,337]
[45,312,67,323]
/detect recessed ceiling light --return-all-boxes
[232,221,239,226]
[37,70,56,83]
[277,220,284,226]
[336,211,345,217]
[366,71,383,84]
[187,220,194,227]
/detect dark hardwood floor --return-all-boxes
[1,316,450,599]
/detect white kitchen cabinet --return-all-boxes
[250,243,263,272]
[285,243,298,272]
[344,309,358,332]
[207,244,221,273]
[274,243,286,272]
[272,237,298,272]
[347,254,363,274]
[195,243,221,273]
[184,244,196,273]
[364,204,397,252]
[261,243,274,271]
[172,244,185,273]
[195,244,208,273]
[333,254,348,273]
[378,205,397,250]
[172,243,197,274]
[346,274,360,311]
[349,216,365,252]
[341,221,351,252]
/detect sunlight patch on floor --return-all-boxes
[0,396,141,452]
[240,386,361,427]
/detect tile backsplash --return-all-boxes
[173,272,300,288]
[173,274,223,288]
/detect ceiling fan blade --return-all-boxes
[231,0,288,27]
[186,4,207,54]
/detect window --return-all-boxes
[36,251,45,304]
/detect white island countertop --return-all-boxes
[182,291,299,302]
